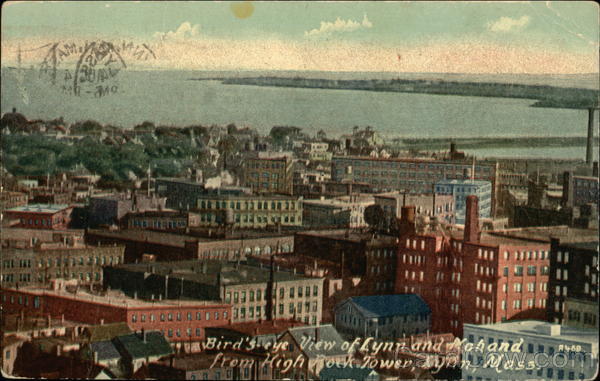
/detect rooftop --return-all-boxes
[286,324,347,358]
[87,228,297,247]
[114,260,318,286]
[6,204,71,213]
[296,229,398,246]
[114,331,173,359]
[488,226,599,245]
[347,294,431,318]
[4,286,227,308]
[435,179,492,186]
[559,241,599,252]
[465,321,599,347]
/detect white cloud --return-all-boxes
[487,15,531,32]
[153,21,200,41]
[305,14,372,37]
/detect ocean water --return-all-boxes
[1,68,597,160]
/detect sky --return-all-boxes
[1,1,598,74]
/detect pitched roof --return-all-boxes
[85,323,132,342]
[347,294,431,318]
[113,331,173,360]
[90,340,122,361]
[285,324,347,358]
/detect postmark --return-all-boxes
[36,40,156,98]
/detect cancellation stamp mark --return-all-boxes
[37,40,156,98]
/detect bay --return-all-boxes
[1,69,597,155]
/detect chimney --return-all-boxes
[398,205,416,238]
[314,326,319,342]
[100,319,104,325]
[586,108,595,165]
[464,195,480,243]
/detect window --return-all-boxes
[514,266,523,276]
[206,312,210,320]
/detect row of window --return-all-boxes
[338,160,493,173]
[31,255,121,268]
[503,250,548,261]
[1,271,101,283]
[200,213,299,224]
[199,200,297,211]
[504,265,549,277]
[19,217,64,226]
[132,310,228,323]
[132,220,186,228]
[226,285,319,303]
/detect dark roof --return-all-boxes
[113,331,173,360]
[90,340,122,361]
[285,324,347,358]
[320,363,378,380]
[116,260,316,286]
[347,294,431,318]
[561,241,599,252]
[85,322,132,342]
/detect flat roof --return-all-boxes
[4,286,227,308]
[488,226,599,244]
[465,320,598,346]
[297,229,398,246]
[114,260,319,286]
[6,204,71,213]
[435,179,492,186]
[87,228,296,248]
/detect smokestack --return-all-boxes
[593,162,598,177]
[464,195,480,243]
[398,205,416,238]
[586,108,595,165]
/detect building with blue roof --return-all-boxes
[334,294,431,340]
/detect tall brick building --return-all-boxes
[547,239,599,326]
[395,196,551,337]
[244,155,293,195]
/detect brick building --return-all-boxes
[0,191,28,210]
[547,239,599,326]
[394,197,552,337]
[1,286,231,344]
[103,260,324,325]
[124,210,200,230]
[4,204,73,230]
[0,242,125,287]
[374,191,455,225]
[244,155,293,195]
[88,193,166,227]
[196,193,302,229]
[332,155,498,214]
[85,228,295,263]
[294,230,398,294]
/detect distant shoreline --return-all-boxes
[190,76,599,110]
